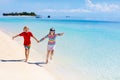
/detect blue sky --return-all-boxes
[0,0,120,20]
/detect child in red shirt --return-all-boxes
[12,26,39,62]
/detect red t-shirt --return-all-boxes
[19,32,33,46]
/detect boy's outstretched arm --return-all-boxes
[32,36,39,43]
[12,34,19,40]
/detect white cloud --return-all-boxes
[86,0,120,12]
[40,9,90,13]
[40,0,120,13]
[67,9,90,13]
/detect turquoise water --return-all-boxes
[0,17,120,80]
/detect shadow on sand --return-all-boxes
[0,59,46,67]
[27,62,46,67]
[0,59,25,62]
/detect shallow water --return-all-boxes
[0,17,120,80]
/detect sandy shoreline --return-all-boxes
[0,30,56,80]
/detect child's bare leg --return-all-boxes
[46,50,50,64]
[50,50,54,60]
[25,49,30,62]
[25,49,28,62]
[26,49,30,62]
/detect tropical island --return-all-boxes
[3,12,36,16]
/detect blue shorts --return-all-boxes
[24,45,31,49]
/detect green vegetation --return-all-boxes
[3,12,36,16]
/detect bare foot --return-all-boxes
[46,60,48,64]
[24,59,27,62]
[50,56,52,60]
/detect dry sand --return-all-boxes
[0,30,56,80]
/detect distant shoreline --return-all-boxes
[2,12,36,16]
[0,16,119,23]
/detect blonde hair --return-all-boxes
[23,26,29,31]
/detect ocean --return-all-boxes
[0,17,120,80]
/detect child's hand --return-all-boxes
[12,36,15,40]
[37,40,40,43]
[61,33,64,36]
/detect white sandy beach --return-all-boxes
[0,30,56,80]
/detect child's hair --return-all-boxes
[49,28,55,35]
[23,26,29,31]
